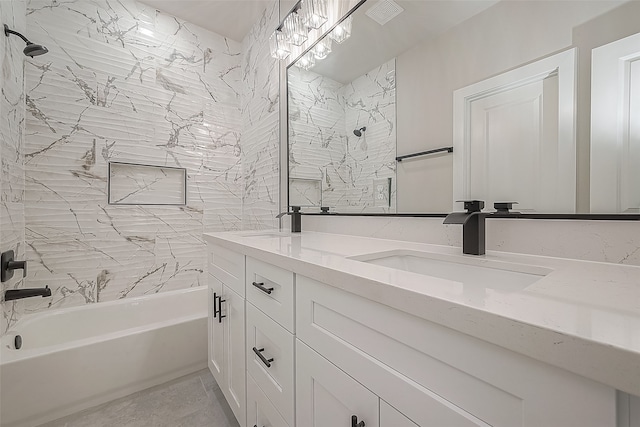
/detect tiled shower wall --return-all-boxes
[1,0,279,331]
[0,0,27,334]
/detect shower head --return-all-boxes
[353,126,366,137]
[4,24,48,57]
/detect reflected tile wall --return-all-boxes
[11,0,243,325]
[287,60,396,212]
[288,67,347,208]
[342,59,396,213]
[241,1,280,230]
[1,0,27,334]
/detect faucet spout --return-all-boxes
[444,200,487,255]
[5,285,51,301]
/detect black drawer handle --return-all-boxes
[352,415,365,427]
[217,295,226,323]
[252,281,274,295]
[213,292,219,318]
[252,347,274,368]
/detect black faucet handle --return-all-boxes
[494,202,519,214]
[456,200,485,213]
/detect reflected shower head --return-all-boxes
[4,24,48,57]
[353,126,366,137]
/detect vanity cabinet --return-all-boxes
[208,246,246,427]
[206,240,619,427]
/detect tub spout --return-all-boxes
[5,285,51,301]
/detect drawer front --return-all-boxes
[208,245,245,296]
[296,275,615,427]
[247,374,290,427]
[246,257,294,332]
[246,302,295,426]
[381,400,418,427]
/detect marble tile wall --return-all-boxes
[0,0,247,330]
[288,66,347,208]
[241,1,280,229]
[287,60,396,212]
[1,0,27,334]
[341,58,396,213]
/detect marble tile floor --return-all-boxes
[40,369,239,427]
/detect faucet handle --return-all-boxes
[456,200,485,213]
[494,202,519,214]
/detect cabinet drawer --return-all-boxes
[247,302,295,426]
[208,245,245,297]
[247,374,290,427]
[246,257,294,332]
[297,275,616,427]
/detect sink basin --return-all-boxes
[349,250,552,291]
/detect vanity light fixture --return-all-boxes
[269,29,291,60]
[302,0,329,30]
[313,37,332,60]
[294,52,316,70]
[329,15,352,44]
[284,10,308,46]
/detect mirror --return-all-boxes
[286,0,640,214]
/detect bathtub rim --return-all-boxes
[1,286,207,363]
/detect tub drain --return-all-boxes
[14,334,22,350]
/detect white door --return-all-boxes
[453,48,577,213]
[221,285,246,427]
[208,277,225,386]
[591,32,640,213]
[296,340,379,427]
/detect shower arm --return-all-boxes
[4,25,31,44]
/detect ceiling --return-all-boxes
[307,0,500,84]
[139,0,270,42]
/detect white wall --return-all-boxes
[396,0,639,213]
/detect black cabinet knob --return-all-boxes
[352,415,365,427]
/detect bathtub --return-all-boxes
[0,286,207,427]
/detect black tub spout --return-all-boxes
[5,285,51,301]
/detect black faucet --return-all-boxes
[276,206,301,232]
[5,285,51,301]
[443,200,488,255]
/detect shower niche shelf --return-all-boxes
[108,162,187,206]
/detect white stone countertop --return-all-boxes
[204,230,640,396]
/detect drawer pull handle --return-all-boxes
[252,347,274,368]
[252,281,274,295]
[352,415,365,427]
[213,292,219,318]
[217,295,226,323]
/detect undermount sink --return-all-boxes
[349,250,552,291]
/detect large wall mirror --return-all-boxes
[286,0,640,214]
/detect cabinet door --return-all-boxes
[208,277,225,387]
[296,340,379,427]
[220,285,246,427]
[380,401,418,427]
[247,374,289,427]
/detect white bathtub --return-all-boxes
[0,286,207,427]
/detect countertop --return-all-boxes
[204,230,640,396]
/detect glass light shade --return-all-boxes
[330,15,352,44]
[269,30,290,60]
[313,37,332,60]
[302,0,328,30]
[294,53,315,71]
[284,12,308,46]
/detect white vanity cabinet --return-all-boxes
[296,275,617,427]
[208,246,246,427]
[205,239,621,427]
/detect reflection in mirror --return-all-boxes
[287,0,640,214]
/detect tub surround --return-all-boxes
[205,230,640,397]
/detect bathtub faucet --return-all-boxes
[5,285,51,301]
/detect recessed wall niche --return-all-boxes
[108,162,187,206]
